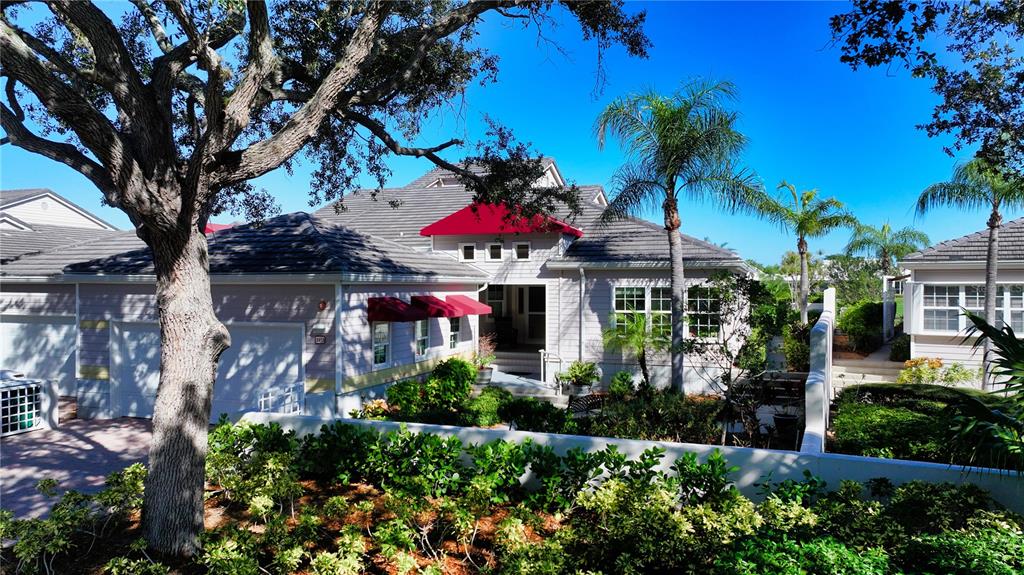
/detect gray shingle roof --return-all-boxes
[1,229,143,276]
[64,212,485,280]
[314,169,743,266]
[901,217,1024,264]
[0,188,48,207]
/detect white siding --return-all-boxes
[4,196,111,230]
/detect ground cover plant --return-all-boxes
[3,420,1022,575]
[830,383,1014,469]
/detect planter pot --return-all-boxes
[476,367,493,385]
[773,413,799,435]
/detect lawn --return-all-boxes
[3,419,1023,575]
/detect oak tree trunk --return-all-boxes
[982,207,1001,391]
[798,237,809,325]
[665,196,686,394]
[142,225,231,556]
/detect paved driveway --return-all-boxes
[1,418,151,518]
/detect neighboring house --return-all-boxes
[900,217,1024,380]
[0,188,117,231]
[1,159,750,420]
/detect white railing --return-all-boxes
[538,349,565,391]
[800,287,835,454]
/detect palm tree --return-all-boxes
[919,158,1024,390]
[595,79,759,393]
[845,222,930,275]
[753,182,857,324]
[602,312,665,388]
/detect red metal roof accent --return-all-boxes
[204,222,234,234]
[411,295,464,318]
[419,203,583,238]
[446,294,492,316]
[368,297,428,323]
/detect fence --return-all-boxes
[800,287,834,454]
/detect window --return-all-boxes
[486,243,503,261]
[965,285,985,316]
[459,243,476,261]
[687,287,721,337]
[372,322,390,366]
[923,285,959,331]
[486,285,505,317]
[415,319,429,357]
[513,242,531,260]
[1002,286,1024,331]
[449,317,460,349]
[613,286,645,332]
[650,287,672,339]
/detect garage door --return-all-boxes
[0,314,76,396]
[114,322,304,420]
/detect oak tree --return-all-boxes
[0,0,648,556]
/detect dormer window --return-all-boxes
[513,242,531,260]
[428,177,460,188]
[486,243,503,261]
[459,243,476,261]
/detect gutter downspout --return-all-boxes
[578,268,586,362]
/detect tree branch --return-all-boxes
[209,2,389,187]
[129,0,173,54]
[1,102,118,199]
[220,0,278,148]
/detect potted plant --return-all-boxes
[473,333,497,384]
[558,361,601,395]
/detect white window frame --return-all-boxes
[613,285,646,333]
[458,243,476,261]
[513,241,531,261]
[687,286,721,338]
[486,242,504,261]
[1000,285,1024,332]
[485,285,505,317]
[449,317,460,349]
[922,284,961,333]
[372,322,390,368]
[650,286,672,340]
[414,319,429,358]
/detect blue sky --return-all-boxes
[1,1,1012,264]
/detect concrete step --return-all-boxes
[833,359,905,370]
[471,385,568,408]
[832,365,903,377]
[832,373,897,386]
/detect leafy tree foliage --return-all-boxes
[830,1,1024,176]
[845,222,930,275]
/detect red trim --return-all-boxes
[411,295,464,318]
[205,222,233,234]
[368,297,428,323]
[446,294,492,315]
[419,203,583,238]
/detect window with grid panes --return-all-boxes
[372,322,390,366]
[923,285,959,331]
[687,287,720,337]
[613,286,645,332]
[415,319,429,357]
[1000,286,1023,331]
[650,287,672,339]
[449,317,460,349]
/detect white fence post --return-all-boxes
[801,287,835,454]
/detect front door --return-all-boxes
[524,285,545,345]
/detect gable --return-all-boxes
[1,191,116,231]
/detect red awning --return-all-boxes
[446,294,492,316]
[368,297,428,323]
[419,203,583,238]
[204,222,234,234]
[411,295,465,318]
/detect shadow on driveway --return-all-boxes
[1,418,151,518]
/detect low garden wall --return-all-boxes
[240,411,1024,513]
[800,287,834,454]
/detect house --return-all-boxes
[1,188,117,231]
[0,159,750,420]
[900,217,1024,380]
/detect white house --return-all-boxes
[900,217,1024,378]
[0,159,752,419]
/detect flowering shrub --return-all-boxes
[897,357,979,386]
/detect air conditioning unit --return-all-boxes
[1,380,44,437]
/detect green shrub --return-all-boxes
[577,391,723,444]
[782,323,811,372]
[298,421,376,483]
[363,426,464,497]
[426,357,476,410]
[494,517,568,575]
[103,556,171,575]
[831,401,953,463]
[466,440,528,504]
[714,537,891,575]
[608,371,635,398]
[462,386,513,427]
[896,357,979,386]
[889,333,911,362]
[523,443,605,511]
[559,361,600,387]
[837,300,884,352]
[500,397,576,434]
[386,379,425,418]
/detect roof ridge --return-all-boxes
[1,228,134,265]
[310,212,474,266]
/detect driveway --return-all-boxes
[1,418,151,518]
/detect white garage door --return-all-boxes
[0,314,76,395]
[114,322,304,421]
